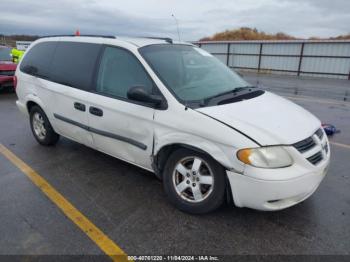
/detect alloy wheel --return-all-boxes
[32,112,47,140]
[172,156,214,203]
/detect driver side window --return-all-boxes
[96,46,153,99]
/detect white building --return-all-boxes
[16,41,32,51]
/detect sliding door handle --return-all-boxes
[89,106,103,117]
[74,102,86,112]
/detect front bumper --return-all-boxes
[0,75,14,88]
[227,150,330,211]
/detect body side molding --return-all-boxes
[53,114,147,150]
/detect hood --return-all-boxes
[196,91,320,146]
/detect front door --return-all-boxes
[88,46,157,170]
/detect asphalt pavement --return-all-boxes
[0,74,349,259]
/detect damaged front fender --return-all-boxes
[153,131,244,175]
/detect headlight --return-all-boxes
[237,146,293,168]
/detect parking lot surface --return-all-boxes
[0,74,349,258]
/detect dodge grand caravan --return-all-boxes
[15,35,330,214]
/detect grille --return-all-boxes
[315,128,324,140]
[293,129,328,166]
[324,143,329,154]
[293,137,316,153]
[0,70,15,76]
[307,151,323,165]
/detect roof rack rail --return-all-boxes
[39,34,116,39]
[142,36,173,44]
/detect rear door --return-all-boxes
[48,41,101,146]
[88,46,157,170]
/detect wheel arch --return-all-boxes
[25,96,58,135]
[27,100,39,113]
[154,142,234,205]
[25,95,46,114]
[153,141,232,180]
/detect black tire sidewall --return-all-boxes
[163,148,226,214]
[29,106,59,146]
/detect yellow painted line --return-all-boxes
[330,141,350,150]
[285,95,350,106]
[0,144,129,262]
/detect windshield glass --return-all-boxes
[0,47,12,61]
[139,44,250,101]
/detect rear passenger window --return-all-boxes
[20,41,57,78]
[96,46,153,99]
[50,42,101,90]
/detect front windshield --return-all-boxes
[139,44,250,101]
[0,47,12,61]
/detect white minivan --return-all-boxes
[15,35,330,214]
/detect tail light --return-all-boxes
[13,76,17,90]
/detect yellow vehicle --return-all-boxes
[11,48,25,63]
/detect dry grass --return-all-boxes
[200,27,350,41]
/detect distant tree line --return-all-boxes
[200,27,350,41]
[0,34,40,47]
[1,29,350,45]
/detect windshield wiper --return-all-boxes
[200,86,255,106]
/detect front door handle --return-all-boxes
[89,106,103,117]
[74,102,86,112]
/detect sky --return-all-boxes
[0,0,349,41]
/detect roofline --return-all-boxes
[37,34,178,47]
[140,36,173,44]
[193,39,350,44]
[39,34,116,39]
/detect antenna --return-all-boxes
[171,14,181,41]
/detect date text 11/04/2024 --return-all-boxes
[127,255,219,261]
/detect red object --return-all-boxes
[0,61,17,91]
[13,75,17,89]
[75,30,80,36]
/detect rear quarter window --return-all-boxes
[20,41,57,78]
[49,41,101,91]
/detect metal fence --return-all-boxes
[195,40,350,80]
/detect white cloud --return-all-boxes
[0,0,349,40]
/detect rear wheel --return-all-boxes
[29,106,59,146]
[163,148,226,214]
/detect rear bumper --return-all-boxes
[16,100,28,116]
[227,158,329,211]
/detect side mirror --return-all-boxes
[127,86,165,108]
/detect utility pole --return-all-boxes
[171,14,180,41]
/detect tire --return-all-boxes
[0,85,14,93]
[29,105,60,146]
[163,148,226,214]
[5,86,15,93]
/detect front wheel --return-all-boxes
[163,148,226,214]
